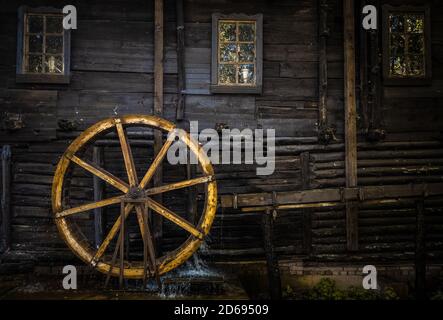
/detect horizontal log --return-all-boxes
[220,182,443,209]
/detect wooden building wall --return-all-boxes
[0,0,443,268]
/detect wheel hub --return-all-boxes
[127,186,145,199]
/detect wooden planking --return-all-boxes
[153,0,165,248]
[175,0,186,119]
[0,89,57,142]
[1,146,12,252]
[343,0,358,252]
[0,0,442,267]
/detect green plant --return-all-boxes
[283,278,400,300]
[304,278,346,300]
[430,290,443,300]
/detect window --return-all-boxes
[382,5,431,85]
[211,14,263,93]
[16,6,71,84]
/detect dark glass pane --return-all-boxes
[219,22,236,42]
[46,16,63,34]
[389,14,404,33]
[409,55,425,77]
[27,55,43,73]
[28,15,43,33]
[390,56,406,77]
[45,55,64,73]
[408,34,424,55]
[28,34,43,53]
[406,15,424,33]
[46,36,63,54]
[238,64,254,84]
[239,43,255,62]
[219,64,236,84]
[219,43,237,62]
[238,23,255,42]
[390,34,405,57]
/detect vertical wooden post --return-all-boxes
[415,199,426,299]
[318,0,329,131]
[176,0,186,120]
[359,0,369,132]
[186,163,198,224]
[1,145,12,253]
[153,0,164,251]
[262,208,282,299]
[300,152,312,255]
[93,146,105,249]
[344,0,359,251]
[368,0,382,136]
[119,201,125,289]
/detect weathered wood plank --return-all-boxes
[153,0,165,250]
[1,145,12,252]
[343,0,358,252]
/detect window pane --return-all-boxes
[45,55,64,73]
[409,55,425,77]
[389,14,404,33]
[219,65,236,84]
[408,34,424,54]
[28,34,43,53]
[46,16,63,34]
[219,22,236,42]
[390,34,405,56]
[46,36,63,54]
[28,15,43,33]
[27,55,43,73]
[238,23,255,42]
[239,43,254,62]
[406,15,424,33]
[238,64,254,84]
[219,43,237,62]
[390,56,406,77]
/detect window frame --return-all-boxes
[382,4,432,86]
[211,13,263,94]
[16,6,71,84]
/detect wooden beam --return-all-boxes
[415,199,426,299]
[359,0,369,132]
[153,0,164,251]
[220,183,443,209]
[93,146,105,249]
[176,0,186,120]
[186,163,198,225]
[318,0,329,129]
[368,0,383,140]
[1,145,12,253]
[346,202,358,251]
[262,209,282,299]
[343,0,358,188]
[344,0,359,251]
[300,152,312,255]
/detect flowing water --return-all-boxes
[153,241,223,298]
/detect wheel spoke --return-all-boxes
[146,198,203,239]
[139,137,174,189]
[115,119,138,186]
[55,196,123,219]
[92,203,134,263]
[134,205,147,243]
[145,175,213,196]
[70,155,129,193]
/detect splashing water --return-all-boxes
[154,241,222,298]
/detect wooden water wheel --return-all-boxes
[52,115,217,280]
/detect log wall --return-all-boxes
[0,0,442,269]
